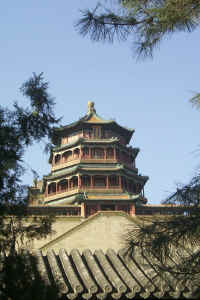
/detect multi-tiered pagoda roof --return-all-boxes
[29,102,148,217]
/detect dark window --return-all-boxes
[101,204,115,211]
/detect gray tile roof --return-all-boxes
[35,248,199,299]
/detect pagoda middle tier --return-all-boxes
[29,102,148,217]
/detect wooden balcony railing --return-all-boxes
[52,155,134,170]
[46,185,123,198]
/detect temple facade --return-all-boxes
[29,102,149,217]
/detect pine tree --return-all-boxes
[0,73,61,299]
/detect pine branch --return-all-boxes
[77,0,200,57]
[76,10,138,43]
[124,212,200,275]
[190,92,200,110]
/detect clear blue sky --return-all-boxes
[1,1,199,204]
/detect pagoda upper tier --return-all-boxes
[51,101,134,147]
[29,102,149,217]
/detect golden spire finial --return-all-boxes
[87,101,96,114]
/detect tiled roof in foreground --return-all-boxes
[36,248,199,299]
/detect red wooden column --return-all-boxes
[119,175,122,189]
[81,202,85,217]
[106,176,109,189]
[130,204,136,216]
[104,148,107,160]
[78,174,81,189]
[91,176,94,188]
[80,147,83,160]
[114,147,116,160]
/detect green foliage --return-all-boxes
[190,92,200,110]
[0,73,60,207]
[77,0,200,58]
[124,172,200,279]
[125,214,200,269]
[0,73,59,251]
[0,73,60,297]
[0,252,60,300]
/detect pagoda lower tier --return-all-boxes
[29,163,148,218]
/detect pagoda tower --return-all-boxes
[29,102,148,217]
